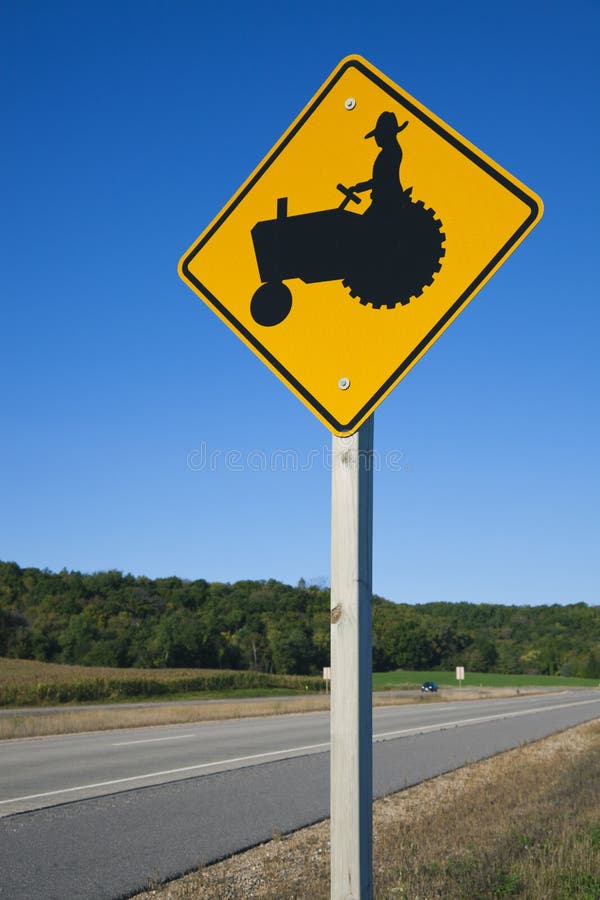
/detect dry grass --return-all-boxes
[0,696,331,740]
[0,682,551,741]
[0,686,539,740]
[0,692,416,740]
[134,720,600,900]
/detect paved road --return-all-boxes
[0,690,598,899]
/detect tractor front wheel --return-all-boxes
[250,281,293,326]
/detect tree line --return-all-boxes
[0,561,599,677]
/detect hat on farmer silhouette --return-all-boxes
[365,111,408,141]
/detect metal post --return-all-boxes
[330,416,374,900]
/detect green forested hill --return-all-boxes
[0,561,598,677]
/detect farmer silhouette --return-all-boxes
[249,108,445,323]
[349,111,409,218]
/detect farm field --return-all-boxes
[1,658,597,739]
[0,658,323,707]
[2,658,598,710]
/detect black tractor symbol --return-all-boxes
[250,111,446,327]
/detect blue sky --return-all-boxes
[1,0,598,606]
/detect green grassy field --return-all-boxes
[373,668,600,690]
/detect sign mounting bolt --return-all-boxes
[338,377,351,390]
[344,97,356,110]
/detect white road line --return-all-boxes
[0,741,329,805]
[112,734,195,746]
[374,696,600,741]
[2,696,598,807]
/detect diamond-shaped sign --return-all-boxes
[178,55,542,436]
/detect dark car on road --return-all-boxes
[420,681,439,693]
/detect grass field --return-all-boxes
[373,668,600,690]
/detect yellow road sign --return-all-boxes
[178,55,542,436]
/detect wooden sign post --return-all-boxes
[330,416,374,899]
[178,54,542,900]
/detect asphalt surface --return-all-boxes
[0,690,598,899]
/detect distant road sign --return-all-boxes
[179,55,542,435]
